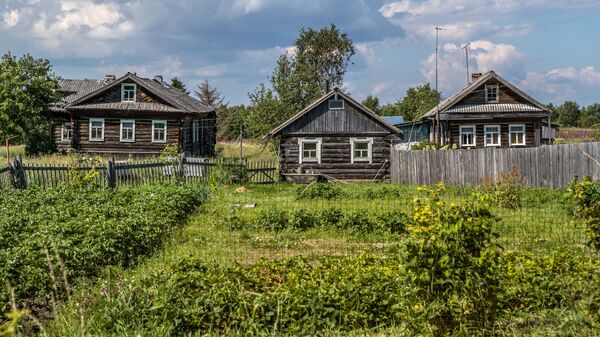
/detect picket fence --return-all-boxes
[390,142,600,189]
[0,156,277,189]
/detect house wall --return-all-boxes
[181,111,217,157]
[460,78,531,105]
[279,135,391,181]
[87,80,168,105]
[447,120,541,148]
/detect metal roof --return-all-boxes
[446,103,544,114]
[59,79,104,103]
[382,116,405,125]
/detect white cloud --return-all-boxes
[521,66,600,102]
[372,80,394,96]
[3,9,20,27]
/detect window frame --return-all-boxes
[328,99,345,110]
[121,83,137,103]
[192,120,199,142]
[458,125,476,148]
[298,138,322,164]
[89,118,105,142]
[485,84,499,103]
[484,124,501,147]
[61,122,72,143]
[119,119,136,143]
[350,137,373,164]
[152,120,167,143]
[509,124,526,146]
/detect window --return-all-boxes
[152,120,167,143]
[298,138,321,164]
[89,118,104,141]
[485,84,499,103]
[484,125,501,147]
[350,138,373,163]
[192,120,200,142]
[61,122,72,142]
[459,125,476,147]
[509,124,526,146]
[120,119,135,142]
[121,83,136,102]
[328,99,344,110]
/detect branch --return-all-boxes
[577,143,600,168]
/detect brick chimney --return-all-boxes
[104,74,116,84]
[154,75,163,83]
[471,72,483,82]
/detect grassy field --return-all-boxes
[42,182,598,336]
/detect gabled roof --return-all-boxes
[421,70,550,119]
[64,73,213,114]
[264,88,401,140]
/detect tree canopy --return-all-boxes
[0,53,60,154]
[361,95,380,114]
[170,77,189,94]
[195,80,225,108]
[557,101,581,127]
[379,84,441,121]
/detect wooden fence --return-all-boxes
[390,142,600,189]
[0,156,277,189]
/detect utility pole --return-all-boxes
[461,43,471,85]
[435,26,444,144]
[239,124,243,160]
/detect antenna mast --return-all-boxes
[461,43,471,85]
[435,26,444,144]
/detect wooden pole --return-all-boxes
[240,124,243,160]
[5,138,9,164]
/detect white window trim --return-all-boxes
[509,124,526,146]
[121,83,137,103]
[485,84,499,103]
[119,119,136,143]
[350,137,373,164]
[484,124,501,147]
[89,118,105,142]
[328,99,345,110]
[152,120,167,143]
[61,122,72,143]
[459,125,476,148]
[298,138,322,164]
[192,120,199,142]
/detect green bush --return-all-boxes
[480,167,524,209]
[0,184,207,314]
[296,183,344,200]
[568,177,600,250]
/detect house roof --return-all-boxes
[59,73,213,115]
[264,88,402,140]
[382,116,405,125]
[421,70,550,119]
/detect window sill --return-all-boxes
[484,144,501,147]
[120,140,136,143]
[89,139,104,142]
[152,140,167,144]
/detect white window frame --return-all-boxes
[485,84,499,103]
[119,119,136,143]
[192,120,199,142]
[89,118,105,142]
[509,124,526,146]
[350,137,373,164]
[152,120,167,143]
[484,125,501,147]
[459,125,476,148]
[328,99,345,110]
[61,122,72,142]
[298,138,322,164]
[121,83,137,103]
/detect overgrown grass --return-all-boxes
[42,182,598,336]
[215,140,278,161]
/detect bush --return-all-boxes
[296,183,344,200]
[568,177,600,250]
[480,166,524,209]
[0,184,207,314]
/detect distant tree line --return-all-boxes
[546,101,600,128]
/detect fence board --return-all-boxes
[390,142,600,189]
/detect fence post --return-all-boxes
[11,155,26,189]
[106,160,116,188]
[177,153,186,179]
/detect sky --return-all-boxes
[1,0,600,106]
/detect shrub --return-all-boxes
[480,166,524,209]
[296,183,344,200]
[568,177,600,250]
[0,184,207,314]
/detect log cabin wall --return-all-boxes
[447,119,541,148]
[459,78,530,105]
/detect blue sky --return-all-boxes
[1,0,599,106]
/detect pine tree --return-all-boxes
[195,80,225,108]
[170,77,189,94]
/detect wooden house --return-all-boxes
[264,88,401,181]
[50,73,216,157]
[421,71,551,148]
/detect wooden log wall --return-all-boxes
[447,120,539,148]
[390,142,600,189]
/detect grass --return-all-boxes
[215,140,278,161]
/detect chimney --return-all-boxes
[471,72,482,82]
[154,75,163,83]
[104,74,115,84]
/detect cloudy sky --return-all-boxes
[1,0,599,106]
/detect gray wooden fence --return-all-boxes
[390,142,600,189]
[1,156,277,189]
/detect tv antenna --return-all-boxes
[461,43,471,85]
[435,26,444,144]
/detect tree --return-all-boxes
[580,103,600,128]
[170,77,189,94]
[546,102,559,122]
[218,104,248,140]
[396,84,441,121]
[245,84,284,138]
[379,103,402,116]
[361,95,380,114]
[195,80,225,108]
[557,101,581,127]
[0,53,60,155]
